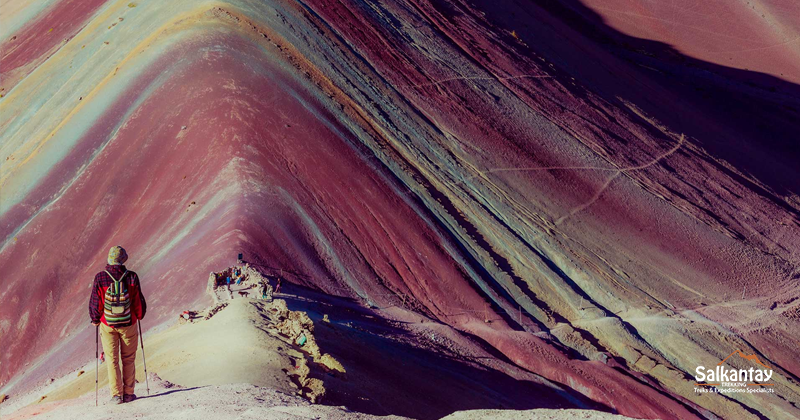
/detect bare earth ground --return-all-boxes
[3,377,406,420]
[4,378,633,420]
[1,290,634,420]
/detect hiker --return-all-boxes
[260,279,273,301]
[89,246,147,405]
[274,277,282,294]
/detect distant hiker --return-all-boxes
[274,277,282,294]
[89,246,147,405]
[260,279,273,301]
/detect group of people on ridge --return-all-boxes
[225,267,245,290]
[223,265,282,301]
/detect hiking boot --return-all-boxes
[109,396,123,405]
[123,394,137,403]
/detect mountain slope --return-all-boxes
[2,1,799,419]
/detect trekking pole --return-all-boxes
[95,325,99,407]
[137,321,150,395]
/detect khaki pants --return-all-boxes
[100,322,139,397]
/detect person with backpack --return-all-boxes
[88,246,147,405]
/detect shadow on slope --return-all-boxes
[278,283,611,420]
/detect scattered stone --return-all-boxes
[204,303,228,320]
[303,378,325,403]
[317,353,345,376]
[0,394,8,404]
[77,370,84,377]
[274,308,314,340]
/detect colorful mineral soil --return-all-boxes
[1,1,799,419]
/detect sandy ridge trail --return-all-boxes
[2,295,336,418]
[4,378,635,420]
[0,289,636,420]
[2,377,635,420]
[4,376,405,420]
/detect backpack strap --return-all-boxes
[104,270,129,282]
[104,270,129,294]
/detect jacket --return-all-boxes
[88,264,147,326]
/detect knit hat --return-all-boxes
[107,246,128,265]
